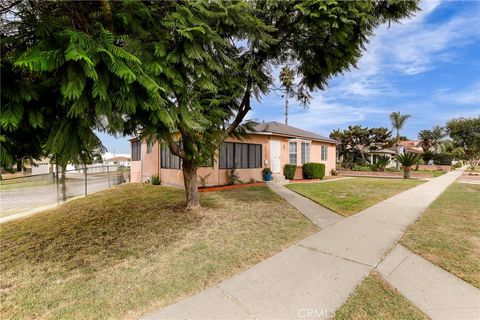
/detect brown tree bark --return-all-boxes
[60,165,67,201]
[100,0,114,32]
[182,158,200,210]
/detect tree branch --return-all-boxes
[226,79,252,135]
[166,135,186,159]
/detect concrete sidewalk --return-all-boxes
[268,182,343,229]
[143,169,465,320]
[378,245,480,320]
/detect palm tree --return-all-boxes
[431,125,446,153]
[396,153,421,179]
[390,111,411,169]
[279,66,295,126]
[418,129,433,152]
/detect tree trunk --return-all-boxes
[60,166,67,201]
[182,159,200,210]
[100,0,114,32]
[285,94,289,126]
[403,167,411,179]
[395,131,400,170]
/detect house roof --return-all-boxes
[369,148,397,155]
[253,121,338,144]
[105,156,130,162]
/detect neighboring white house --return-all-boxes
[102,152,131,167]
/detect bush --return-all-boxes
[433,153,453,165]
[227,169,240,185]
[151,175,160,185]
[452,161,462,169]
[422,151,434,164]
[302,163,325,179]
[330,169,337,176]
[283,164,296,179]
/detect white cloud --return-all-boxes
[325,1,480,99]
[281,94,389,132]
[435,82,480,105]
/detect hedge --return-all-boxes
[433,153,453,165]
[302,162,325,179]
[283,164,296,179]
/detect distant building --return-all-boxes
[104,156,130,167]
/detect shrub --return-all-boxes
[422,151,434,164]
[302,163,325,179]
[227,169,240,185]
[452,161,462,169]
[373,155,390,171]
[283,164,296,179]
[433,153,453,165]
[396,153,421,179]
[198,173,211,187]
[330,169,337,176]
[151,175,160,185]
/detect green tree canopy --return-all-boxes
[446,117,480,169]
[1,0,419,208]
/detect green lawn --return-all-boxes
[0,184,317,319]
[287,178,424,216]
[335,272,428,320]
[401,182,480,287]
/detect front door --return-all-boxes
[270,140,281,173]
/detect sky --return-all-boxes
[99,0,480,154]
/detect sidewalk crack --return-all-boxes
[297,243,374,268]
[216,285,257,319]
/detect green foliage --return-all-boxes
[330,169,338,176]
[446,117,480,169]
[151,175,160,185]
[330,125,392,168]
[227,169,240,185]
[452,161,462,169]
[302,163,325,179]
[2,0,419,206]
[396,153,421,178]
[283,164,296,180]
[261,168,272,175]
[373,155,390,171]
[422,151,434,164]
[396,153,421,167]
[432,153,453,165]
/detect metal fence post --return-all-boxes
[84,166,87,196]
[55,164,60,205]
[107,165,110,187]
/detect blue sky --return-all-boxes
[99,0,480,154]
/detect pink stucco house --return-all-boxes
[130,121,338,186]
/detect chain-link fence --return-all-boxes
[0,165,130,218]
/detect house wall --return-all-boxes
[130,134,337,186]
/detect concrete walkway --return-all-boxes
[268,182,343,229]
[143,169,467,320]
[378,245,479,320]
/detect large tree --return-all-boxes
[446,117,480,170]
[418,129,433,153]
[330,125,392,168]
[2,0,419,209]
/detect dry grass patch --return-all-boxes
[0,184,317,319]
[334,272,428,320]
[287,178,424,216]
[401,182,480,287]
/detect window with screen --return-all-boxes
[131,140,141,161]
[289,141,297,165]
[321,145,328,161]
[219,142,262,169]
[301,142,311,164]
[161,142,182,169]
